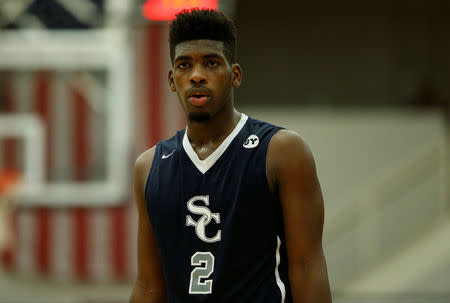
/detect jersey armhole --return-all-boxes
[264,128,284,198]
[144,143,161,204]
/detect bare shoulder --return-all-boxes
[134,146,157,197]
[266,129,317,191]
[135,146,157,174]
[268,129,316,173]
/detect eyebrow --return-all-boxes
[203,54,224,60]
[174,55,192,63]
[174,53,224,63]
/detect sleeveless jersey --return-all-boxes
[145,114,292,303]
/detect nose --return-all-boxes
[189,65,207,85]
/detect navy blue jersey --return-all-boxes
[145,114,292,303]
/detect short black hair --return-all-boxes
[169,8,237,64]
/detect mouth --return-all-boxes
[187,88,211,106]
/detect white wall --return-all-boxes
[240,106,446,210]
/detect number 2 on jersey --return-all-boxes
[189,252,215,294]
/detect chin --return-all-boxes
[188,112,212,123]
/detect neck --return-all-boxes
[186,105,241,146]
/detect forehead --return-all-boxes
[174,40,225,59]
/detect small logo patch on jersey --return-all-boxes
[243,135,259,149]
[162,150,176,159]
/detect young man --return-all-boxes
[130,9,332,303]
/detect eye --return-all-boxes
[207,60,219,68]
[176,62,190,70]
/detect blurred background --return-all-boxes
[0,0,448,302]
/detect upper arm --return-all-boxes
[268,130,324,255]
[267,130,331,302]
[133,147,166,294]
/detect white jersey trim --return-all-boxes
[275,235,286,303]
[182,113,248,174]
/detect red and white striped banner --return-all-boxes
[0,24,184,282]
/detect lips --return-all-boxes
[187,88,211,106]
[188,95,210,106]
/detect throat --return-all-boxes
[187,110,241,144]
[185,110,244,160]
[191,139,225,160]
[182,113,248,173]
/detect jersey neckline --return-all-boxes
[182,113,248,174]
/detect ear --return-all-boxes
[231,63,242,88]
[168,69,176,92]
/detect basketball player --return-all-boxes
[130,9,332,303]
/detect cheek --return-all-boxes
[173,74,181,86]
[173,76,187,92]
[175,90,185,103]
[212,71,232,86]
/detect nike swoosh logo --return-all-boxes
[162,150,176,159]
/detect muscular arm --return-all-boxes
[267,130,332,303]
[130,147,167,303]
